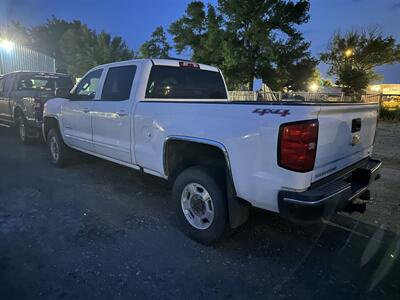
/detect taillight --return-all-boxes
[278,120,319,172]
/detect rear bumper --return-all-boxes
[278,157,381,223]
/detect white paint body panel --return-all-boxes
[43,59,379,214]
[62,100,95,151]
[91,100,132,164]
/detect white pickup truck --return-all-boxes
[43,59,381,244]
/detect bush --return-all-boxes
[380,106,400,122]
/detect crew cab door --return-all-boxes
[0,75,14,123]
[91,64,137,164]
[62,68,103,152]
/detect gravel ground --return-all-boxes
[0,122,399,300]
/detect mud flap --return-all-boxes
[226,174,249,229]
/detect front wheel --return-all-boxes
[47,128,70,168]
[172,166,228,245]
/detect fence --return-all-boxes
[228,91,345,102]
[0,44,56,75]
[228,90,387,103]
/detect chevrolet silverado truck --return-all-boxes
[0,71,74,144]
[42,59,381,244]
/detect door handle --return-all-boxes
[117,110,128,117]
[82,108,90,113]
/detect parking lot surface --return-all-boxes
[0,123,399,300]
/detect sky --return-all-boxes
[0,0,399,83]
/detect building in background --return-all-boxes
[369,84,400,96]
[0,40,55,75]
[369,84,400,110]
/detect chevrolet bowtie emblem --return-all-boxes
[351,134,360,146]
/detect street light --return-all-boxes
[0,39,14,52]
[344,48,353,58]
[308,82,319,93]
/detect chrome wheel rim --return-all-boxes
[19,119,26,141]
[181,183,214,230]
[50,136,59,161]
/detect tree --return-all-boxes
[34,17,134,77]
[0,21,31,45]
[169,2,223,63]
[260,32,317,91]
[321,28,400,95]
[310,69,334,88]
[139,26,171,58]
[218,0,315,90]
[3,17,135,77]
[169,1,316,90]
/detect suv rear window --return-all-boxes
[145,66,227,99]
[17,75,73,92]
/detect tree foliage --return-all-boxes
[139,26,171,59]
[0,21,32,46]
[169,3,225,66]
[169,0,316,90]
[321,28,400,94]
[1,17,134,77]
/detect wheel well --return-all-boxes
[165,139,250,229]
[43,116,60,141]
[164,139,230,183]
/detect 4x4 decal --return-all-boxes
[252,108,290,117]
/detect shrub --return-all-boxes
[379,105,400,122]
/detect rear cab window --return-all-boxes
[145,65,227,100]
[17,74,73,93]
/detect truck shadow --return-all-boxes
[88,154,399,297]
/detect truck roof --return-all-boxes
[0,71,72,78]
[94,58,220,73]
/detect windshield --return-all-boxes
[145,66,227,99]
[17,75,73,92]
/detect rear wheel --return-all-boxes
[47,128,71,168]
[16,114,32,145]
[173,166,228,245]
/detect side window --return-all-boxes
[101,65,137,101]
[74,69,103,100]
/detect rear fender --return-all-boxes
[164,136,249,228]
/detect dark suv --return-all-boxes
[0,71,74,144]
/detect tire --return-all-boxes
[16,113,32,145]
[47,128,70,168]
[172,166,228,245]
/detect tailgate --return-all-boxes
[312,103,379,182]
